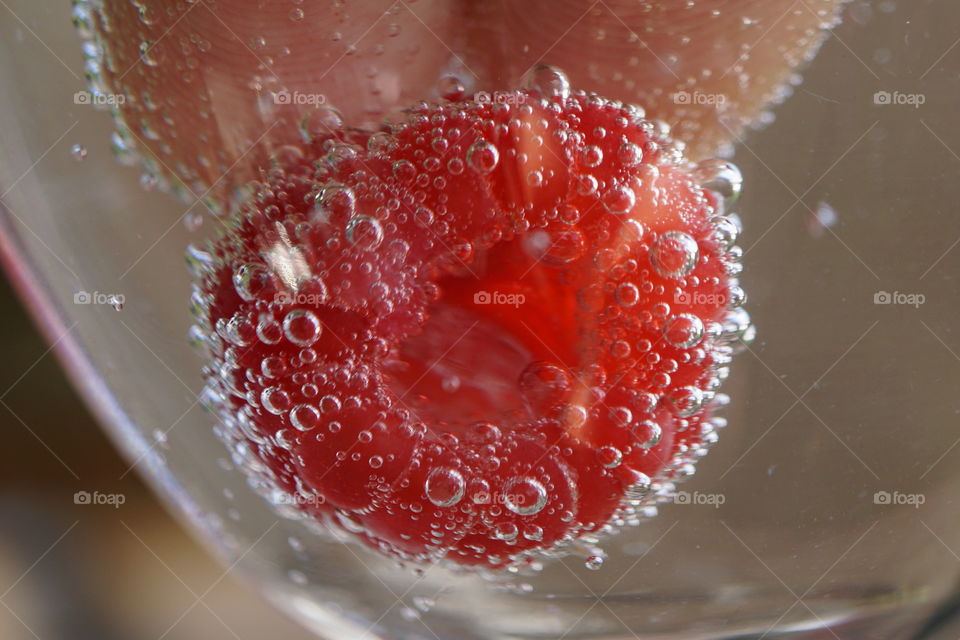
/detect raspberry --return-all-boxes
[191,79,751,570]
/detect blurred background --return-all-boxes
[0,274,313,638]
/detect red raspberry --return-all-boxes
[192,82,751,570]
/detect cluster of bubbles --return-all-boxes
[73,1,184,200]
[185,66,752,574]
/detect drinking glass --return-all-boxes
[1,2,957,638]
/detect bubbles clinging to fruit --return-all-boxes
[650,231,699,279]
[425,467,466,508]
[467,140,500,174]
[188,78,751,576]
[504,477,548,516]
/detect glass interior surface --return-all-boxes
[1,2,959,639]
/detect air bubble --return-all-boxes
[223,316,252,345]
[139,40,161,66]
[580,145,604,168]
[519,361,572,412]
[447,157,465,175]
[270,145,304,168]
[283,309,322,346]
[467,140,499,174]
[425,467,466,507]
[345,215,384,250]
[602,184,636,214]
[300,106,344,143]
[367,132,397,154]
[326,143,358,164]
[494,522,519,541]
[559,204,581,224]
[392,159,416,181]
[523,525,543,541]
[696,159,743,209]
[625,472,652,501]
[597,446,623,469]
[314,183,356,224]
[526,65,570,102]
[469,478,491,504]
[728,285,747,308]
[319,395,342,413]
[233,264,274,301]
[503,477,548,516]
[721,308,755,347]
[257,315,283,344]
[610,406,633,427]
[616,282,640,307]
[438,76,466,101]
[664,314,705,348]
[617,142,643,166]
[261,387,291,415]
[261,356,287,378]
[562,404,588,429]
[668,386,705,417]
[577,174,598,196]
[709,217,737,249]
[541,230,585,266]
[650,231,699,278]
[290,404,320,431]
[633,420,662,448]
